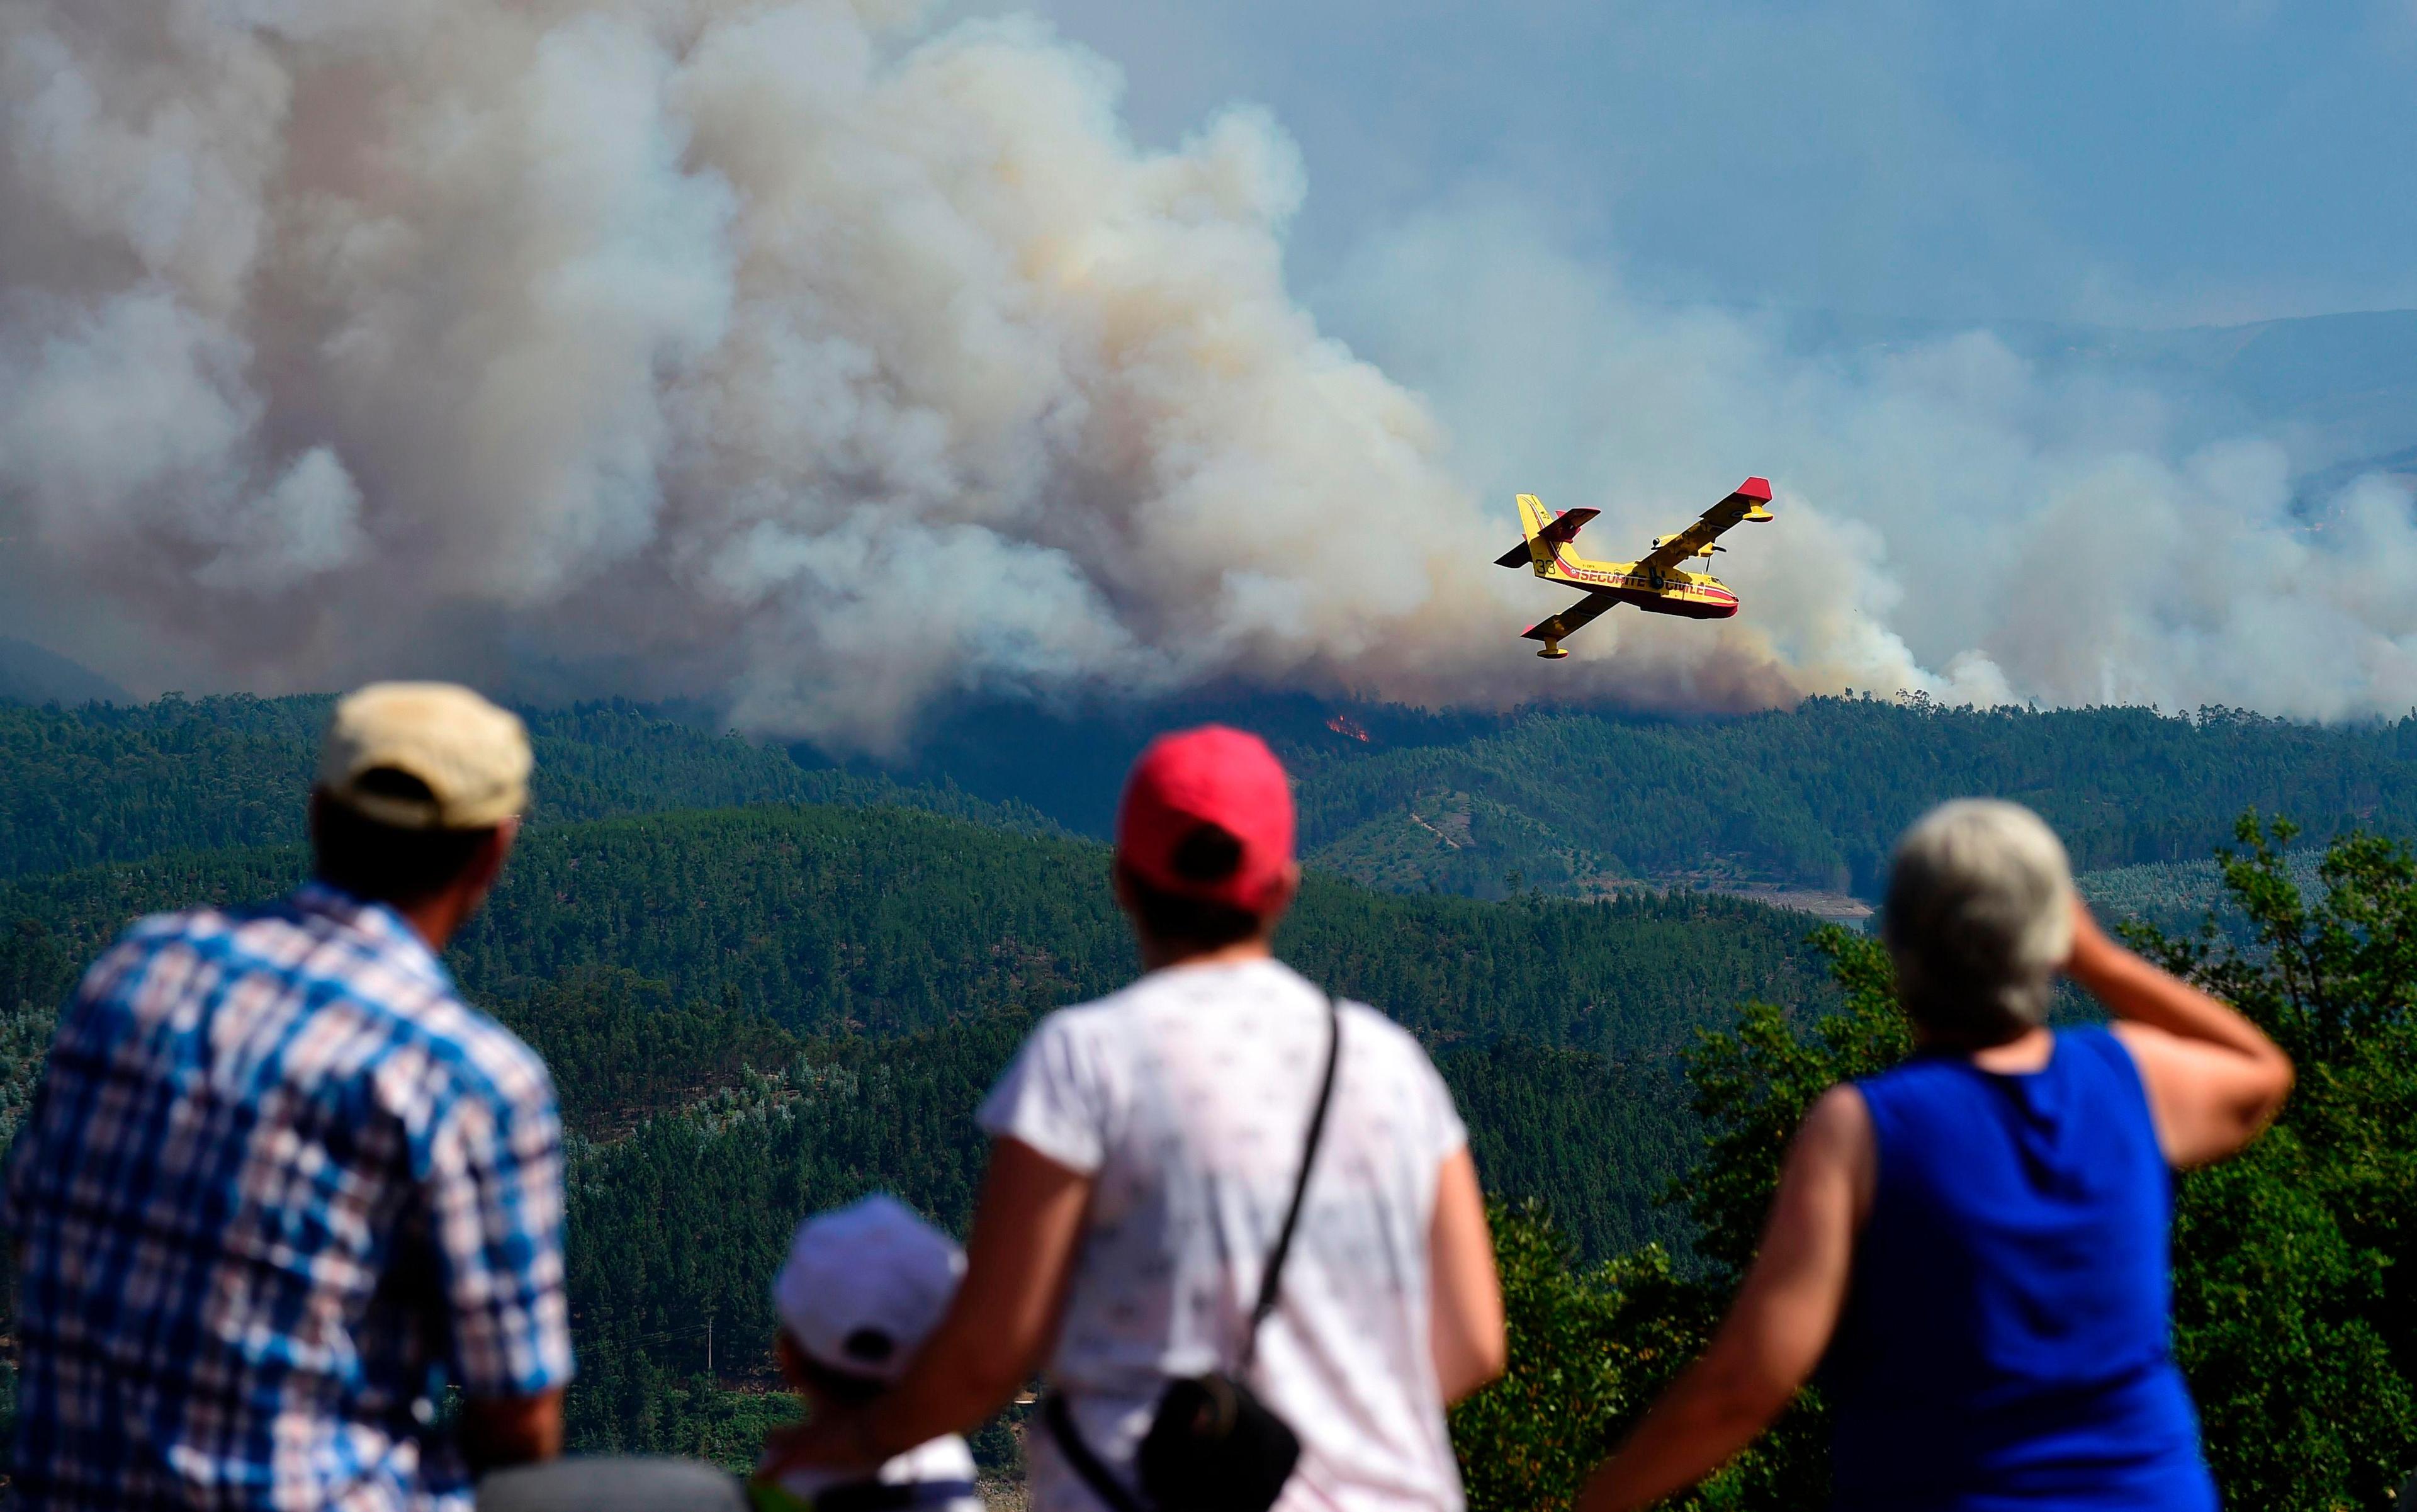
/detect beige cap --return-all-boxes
[318,682,531,831]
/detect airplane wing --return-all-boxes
[1631,477,1774,577]
[1521,590,1621,644]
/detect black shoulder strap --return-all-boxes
[1240,996,1343,1370]
[1040,996,1344,1510]
[1044,1392,1150,1512]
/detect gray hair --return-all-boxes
[1883,799,2075,1038]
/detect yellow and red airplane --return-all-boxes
[1496,477,1775,658]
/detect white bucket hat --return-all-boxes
[772,1194,964,1382]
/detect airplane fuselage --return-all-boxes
[1535,548,1740,619]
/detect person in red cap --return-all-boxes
[763,726,1506,1512]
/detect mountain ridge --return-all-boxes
[12,691,2412,906]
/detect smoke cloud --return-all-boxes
[1323,203,2417,719]
[2,0,2413,743]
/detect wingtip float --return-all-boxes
[1498,477,1776,658]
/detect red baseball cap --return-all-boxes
[1115,726,1297,912]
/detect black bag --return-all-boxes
[1044,996,1344,1512]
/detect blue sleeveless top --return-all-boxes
[1826,1028,2216,1510]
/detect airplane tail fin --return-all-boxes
[1495,494,1596,569]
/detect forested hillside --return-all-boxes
[877,691,2417,896]
[2077,847,2327,939]
[0,806,1827,1057]
[0,696,1057,880]
[1285,699,2417,897]
[12,691,2415,901]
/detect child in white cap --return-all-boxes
[753,1195,985,1512]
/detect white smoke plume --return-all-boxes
[1,0,2413,743]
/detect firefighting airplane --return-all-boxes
[1495,477,1775,658]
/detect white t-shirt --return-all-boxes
[777,1433,983,1511]
[977,957,1471,1512]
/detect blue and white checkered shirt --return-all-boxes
[5,881,574,1511]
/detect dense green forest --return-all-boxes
[848,689,2417,894]
[0,696,1057,880]
[2075,844,2330,937]
[0,806,1830,1058]
[1288,698,2417,898]
[12,691,2416,903]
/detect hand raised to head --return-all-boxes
[2059,890,2117,977]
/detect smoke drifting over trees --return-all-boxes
[3,0,2414,743]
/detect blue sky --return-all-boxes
[983,0,2417,328]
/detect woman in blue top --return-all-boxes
[1580,800,2294,1511]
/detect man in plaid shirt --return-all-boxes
[6,683,574,1509]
